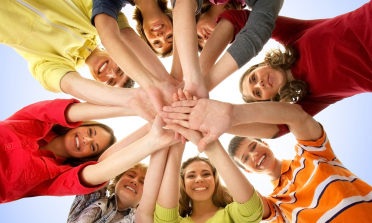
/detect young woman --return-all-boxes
[0,98,179,203]
[133,0,174,57]
[154,111,265,222]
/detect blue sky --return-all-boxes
[0,0,371,222]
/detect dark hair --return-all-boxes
[52,121,117,167]
[197,2,243,51]
[132,0,173,58]
[179,156,233,217]
[107,163,148,196]
[239,46,308,103]
[228,136,262,170]
[123,76,135,88]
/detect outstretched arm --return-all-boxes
[79,116,179,187]
[135,146,169,223]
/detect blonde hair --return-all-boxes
[239,46,308,103]
[179,156,233,217]
[132,0,173,58]
[107,163,149,196]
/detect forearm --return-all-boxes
[61,72,131,106]
[200,19,235,75]
[80,133,162,186]
[95,14,158,88]
[173,0,201,83]
[204,52,239,92]
[204,140,255,203]
[157,142,185,209]
[227,123,279,139]
[136,147,169,223]
[98,124,149,162]
[64,102,134,123]
[170,41,183,82]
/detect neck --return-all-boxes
[191,198,219,218]
[267,159,282,181]
[39,135,69,158]
[116,199,131,210]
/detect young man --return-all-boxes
[226,105,372,222]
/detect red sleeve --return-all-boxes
[216,10,250,43]
[41,162,106,196]
[217,10,326,46]
[6,99,82,128]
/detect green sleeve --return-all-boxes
[226,190,264,223]
[154,202,182,223]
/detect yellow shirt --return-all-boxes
[0,0,130,92]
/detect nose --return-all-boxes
[250,152,259,162]
[106,68,117,79]
[157,31,164,37]
[83,136,93,145]
[195,176,204,183]
[131,179,138,186]
[259,79,265,87]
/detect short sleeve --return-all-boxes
[296,126,337,161]
[117,11,131,30]
[154,202,182,223]
[216,10,250,43]
[7,99,82,128]
[91,0,131,26]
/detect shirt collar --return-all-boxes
[271,159,291,188]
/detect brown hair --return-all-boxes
[107,163,149,196]
[228,136,262,170]
[179,156,233,217]
[197,2,243,52]
[239,46,308,103]
[51,121,117,167]
[132,0,173,58]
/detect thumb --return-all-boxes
[197,135,215,153]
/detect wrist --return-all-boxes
[231,104,241,126]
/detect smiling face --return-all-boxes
[183,160,216,202]
[143,14,173,54]
[115,168,146,209]
[85,47,129,87]
[196,11,217,49]
[233,138,277,175]
[241,65,287,101]
[63,126,111,158]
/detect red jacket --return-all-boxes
[0,99,104,203]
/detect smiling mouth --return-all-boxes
[75,135,80,151]
[193,187,207,192]
[257,154,266,167]
[125,186,137,194]
[99,61,108,73]
[151,24,163,31]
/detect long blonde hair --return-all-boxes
[239,46,308,103]
[179,156,233,217]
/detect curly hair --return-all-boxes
[239,46,308,103]
[132,0,173,58]
[107,163,148,196]
[51,121,117,167]
[179,156,233,217]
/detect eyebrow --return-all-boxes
[240,141,254,163]
[127,170,137,176]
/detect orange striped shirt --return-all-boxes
[263,130,372,223]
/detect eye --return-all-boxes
[166,34,173,40]
[91,144,95,152]
[116,67,121,74]
[88,128,92,136]
[252,74,256,82]
[106,79,114,86]
[140,181,144,185]
[197,35,203,40]
[256,90,261,97]
[153,40,160,45]
[129,174,134,178]
[186,174,195,179]
[243,156,248,163]
[203,173,211,177]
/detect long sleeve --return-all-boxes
[226,0,283,68]
[6,99,82,128]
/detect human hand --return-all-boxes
[145,80,178,112]
[127,88,157,122]
[161,99,233,150]
[184,79,209,99]
[149,115,180,148]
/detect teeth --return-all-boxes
[75,136,80,150]
[152,24,162,31]
[258,155,266,167]
[99,62,107,73]
[126,186,136,193]
[194,187,207,191]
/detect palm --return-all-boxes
[127,88,157,122]
[146,81,178,112]
[184,81,209,99]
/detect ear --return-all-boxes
[244,169,252,174]
[262,140,270,147]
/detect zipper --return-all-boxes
[15,0,86,43]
